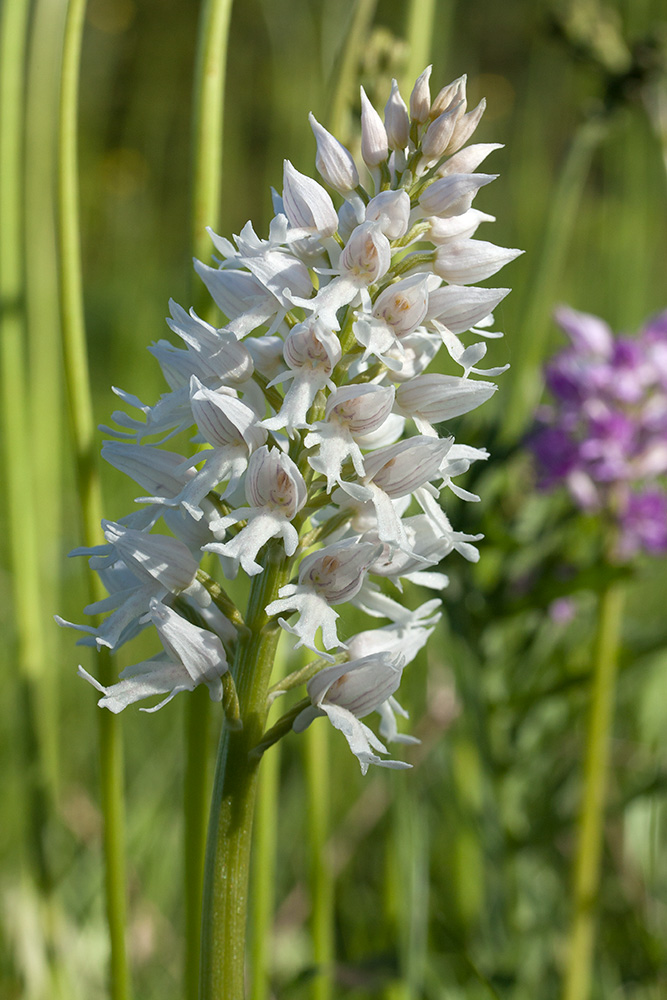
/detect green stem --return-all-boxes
[562,583,625,1000]
[402,0,437,93]
[249,743,280,1000]
[191,0,234,282]
[0,0,53,818]
[305,716,334,1000]
[58,2,130,997]
[249,638,291,1000]
[26,0,69,799]
[186,6,234,995]
[200,541,291,1000]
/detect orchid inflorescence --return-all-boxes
[531,307,667,561]
[58,67,519,773]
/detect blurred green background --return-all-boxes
[2,0,667,997]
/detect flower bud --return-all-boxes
[437,142,503,177]
[420,104,463,163]
[309,113,359,193]
[434,240,523,284]
[365,189,410,240]
[282,160,339,236]
[419,173,496,218]
[428,209,495,244]
[360,87,389,167]
[429,74,466,119]
[409,65,432,123]
[425,284,510,333]
[384,79,410,149]
[446,99,486,156]
[340,222,391,284]
[396,373,497,423]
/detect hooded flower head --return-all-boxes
[63,68,517,770]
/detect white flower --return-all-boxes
[396,373,497,435]
[264,539,382,657]
[262,320,341,435]
[434,239,523,284]
[78,599,228,713]
[305,384,395,491]
[339,436,452,551]
[352,273,434,367]
[204,446,307,576]
[65,67,516,754]
[193,261,288,338]
[425,284,510,334]
[159,299,254,385]
[365,190,411,240]
[360,87,389,168]
[418,173,496,219]
[282,160,339,237]
[137,376,267,519]
[293,653,411,774]
[56,521,210,650]
[309,113,359,193]
[409,66,432,123]
[384,79,410,150]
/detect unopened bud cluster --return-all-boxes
[59,69,520,773]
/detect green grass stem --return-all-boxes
[191,0,234,276]
[384,778,429,1000]
[0,0,55,899]
[326,0,378,140]
[57,1,130,997]
[26,0,69,796]
[185,5,234,995]
[403,0,437,91]
[305,715,334,1000]
[562,583,625,1000]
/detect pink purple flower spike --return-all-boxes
[530,307,667,560]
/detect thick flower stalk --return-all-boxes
[60,68,518,998]
[530,307,667,559]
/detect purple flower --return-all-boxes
[530,306,667,559]
[617,489,667,560]
[530,424,579,486]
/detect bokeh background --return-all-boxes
[2,0,667,997]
